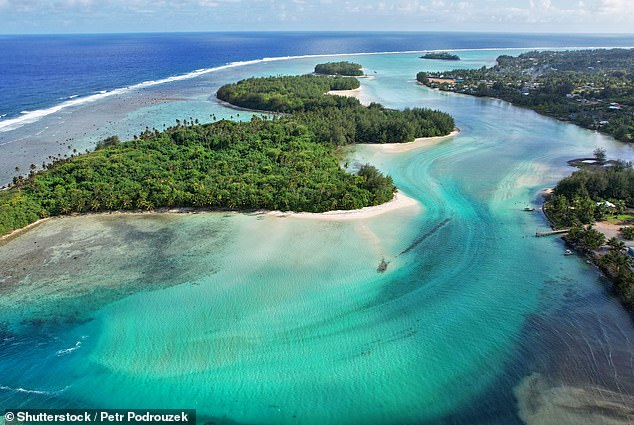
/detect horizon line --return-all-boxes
[2,30,634,37]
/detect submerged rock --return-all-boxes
[377,258,388,273]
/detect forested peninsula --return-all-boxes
[0,67,455,238]
[417,49,634,142]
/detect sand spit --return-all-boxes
[366,128,460,153]
[266,190,420,221]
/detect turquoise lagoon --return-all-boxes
[1,51,634,424]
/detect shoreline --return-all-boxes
[326,87,361,96]
[326,86,371,106]
[367,128,460,153]
[0,192,421,243]
[541,190,634,314]
[265,190,420,221]
[0,127,455,242]
[0,217,52,244]
[214,97,285,116]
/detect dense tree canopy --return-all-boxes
[314,61,364,76]
[420,52,460,61]
[217,75,360,113]
[545,161,634,228]
[0,118,396,237]
[217,73,455,145]
[1,64,459,237]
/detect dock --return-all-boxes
[535,229,570,237]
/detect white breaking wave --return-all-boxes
[0,384,69,395]
[55,341,81,356]
[1,45,632,134]
[0,58,268,133]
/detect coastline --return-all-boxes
[367,128,460,153]
[326,87,370,106]
[326,87,361,96]
[214,97,283,116]
[0,217,51,244]
[0,191,421,242]
[0,126,455,242]
[541,190,634,313]
[265,190,420,221]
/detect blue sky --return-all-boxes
[0,0,631,34]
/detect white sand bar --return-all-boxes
[266,191,420,221]
[367,128,460,153]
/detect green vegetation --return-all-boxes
[545,160,631,228]
[420,52,460,61]
[1,65,456,238]
[607,214,634,223]
[0,118,396,237]
[566,225,606,251]
[566,225,634,310]
[0,190,43,237]
[621,226,634,240]
[418,49,634,142]
[545,156,634,311]
[217,74,455,145]
[314,61,363,76]
[217,75,360,113]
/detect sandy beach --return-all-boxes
[366,128,460,153]
[327,87,361,96]
[1,192,421,242]
[0,217,52,244]
[266,190,420,221]
[326,87,371,106]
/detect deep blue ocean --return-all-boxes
[2,32,634,123]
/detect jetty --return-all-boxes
[535,229,570,237]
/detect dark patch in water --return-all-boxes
[399,218,452,256]
[0,214,232,334]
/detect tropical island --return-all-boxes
[314,61,364,76]
[216,74,455,144]
[0,66,455,238]
[417,49,634,142]
[544,149,634,310]
[420,52,460,61]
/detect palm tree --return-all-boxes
[581,225,605,250]
[601,251,631,274]
[607,237,626,252]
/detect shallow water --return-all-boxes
[1,51,634,424]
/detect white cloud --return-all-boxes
[0,0,630,33]
[198,0,240,6]
[597,0,633,14]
